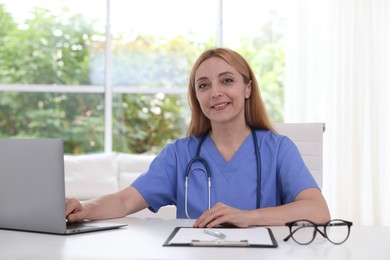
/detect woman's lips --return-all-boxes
[211,102,230,109]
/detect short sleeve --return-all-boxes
[276,136,319,204]
[131,144,178,213]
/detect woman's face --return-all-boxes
[194,57,251,127]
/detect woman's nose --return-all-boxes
[211,84,223,98]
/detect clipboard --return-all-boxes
[163,227,278,248]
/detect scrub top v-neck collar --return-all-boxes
[201,133,255,182]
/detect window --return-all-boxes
[0,0,286,154]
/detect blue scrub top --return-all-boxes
[131,129,319,219]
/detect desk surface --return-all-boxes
[0,217,389,260]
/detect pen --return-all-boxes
[203,229,227,239]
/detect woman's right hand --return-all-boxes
[65,198,86,222]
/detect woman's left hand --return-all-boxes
[193,202,253,228]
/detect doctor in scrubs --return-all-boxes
[66,48,330,228]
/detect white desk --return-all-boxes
[0,217,389,260]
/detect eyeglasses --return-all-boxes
[284,219,353,245]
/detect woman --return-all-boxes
[66,48,330,228]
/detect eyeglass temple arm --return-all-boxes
[283,225,326,242]
[283,233,292,242]
[283,226,305,242]
[315,226,326,238]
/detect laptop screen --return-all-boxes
[0,139,68,234]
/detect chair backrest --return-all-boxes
[274,123,325,189]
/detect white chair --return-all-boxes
[274,123,325,189]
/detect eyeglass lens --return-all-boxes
[325,219,350,244]
[290,220,317,245]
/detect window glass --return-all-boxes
[0,0,105,85]
[109,0,218,89]
[112,93,189,154]
[0,92,104,154]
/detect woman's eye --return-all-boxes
[198,83,209,90]
[223,78,234,84]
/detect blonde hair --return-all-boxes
[187,47,275,136]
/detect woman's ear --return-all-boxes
[245,80,252,99]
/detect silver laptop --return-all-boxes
[0,138,127,235]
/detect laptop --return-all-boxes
[0,138,127,235]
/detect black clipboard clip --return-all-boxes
[191,239,249,247]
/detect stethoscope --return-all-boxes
[184,129,262,219]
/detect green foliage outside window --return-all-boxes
[0,4,285,154]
